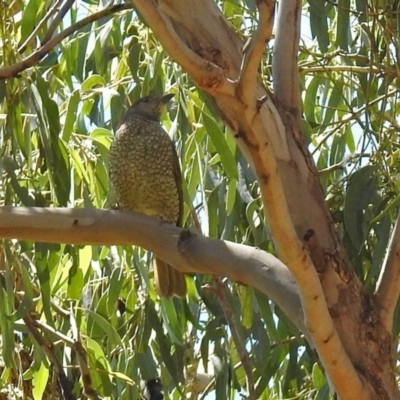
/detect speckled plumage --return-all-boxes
[109,94,186,298]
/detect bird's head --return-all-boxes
[125,93,174,121]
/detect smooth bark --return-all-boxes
[0,206,304,333]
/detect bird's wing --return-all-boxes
[171,141,184,227]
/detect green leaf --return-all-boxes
[202,113,238,180]
[308,0,330,52]
[81,74,107,93]
[323,82,343,126]
[107,267,124,315]
[2,157,35,206]
[85,309,122,348]
[0,280,16,368]
[312,362,326,389]
[128,42,142,82]
[255,291,279,342]
[336,0,350,50]
[67,265,84,300]
[32,362,49,400]
[36,75,60,135]
[245,199,262,244]
[35,244,55,324]
[343,166,381,250]
[12,262,34,320]
[304,77,325,124]
[20,0,43,43]
[238,285,253,329]
[136,348,158,381]
[35,76,71,205]
[61,90,80,142]
[160,299,184,345]
[371,194,400,224]
[86,337,113,396]
[208,185,220,238]
[226,178,237,215]
[146,302,183,383]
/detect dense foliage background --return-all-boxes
[0,0,399,398]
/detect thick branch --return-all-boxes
[375,211,400,332]
[237,0,274,108]
[131,0,235,96]
[0,206,304,333]
[244,114,368,399]
[272,0,302,119]
[0,4,134,79]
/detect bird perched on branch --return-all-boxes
[109,93,186,298]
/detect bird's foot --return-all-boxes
[111,203,120,210]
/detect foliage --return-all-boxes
[0,0,399,399]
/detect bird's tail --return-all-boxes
[154,257,186,298]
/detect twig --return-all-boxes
[70,311,101,400]
[34,319,75,345]
[205,281,255,400]
[299,65,390,75]
[375,211,400,332]
[318,162,345,175]
[18,0,64,53]
[318,154,358,175]
[41,0,76,45]
[190,207,202,235]
[19,300,76,398]
[237,0,274,108]
[0,3,134,79]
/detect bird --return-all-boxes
[109,93,187,298]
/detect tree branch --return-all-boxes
[375,211,400,332]
[243,113,369,399]
[41,0,76,46]
[0,206,304,334]
[18,0,64,53]
[131,0,236,96]
[20,303,75,398]
[0,3,134,79]
[237,0,274,109]
[272,0,302,120]
[42,0,75,46]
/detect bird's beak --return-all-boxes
[159,93,174,105]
